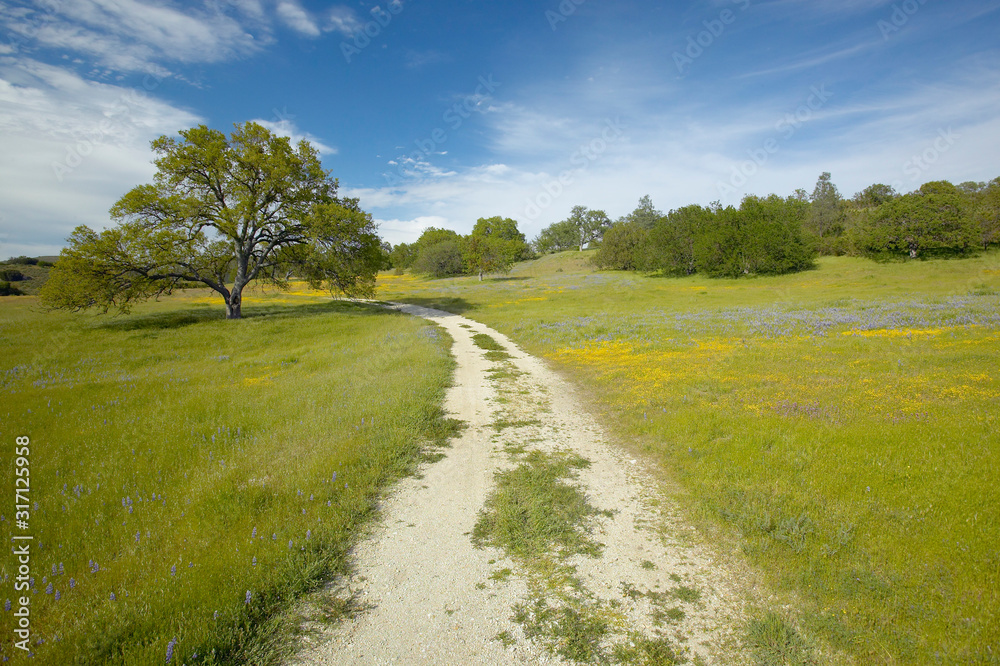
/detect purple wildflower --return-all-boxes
[166,636,177,663]
[45,583,53,594]
[55,591,60,601]
[251,527,257,539]
[4,599,10,612]
[69,578,76,589]
[251,557,257,567]
[170,565,176,576]
[245,590,252,605]
[109,592,116,601]
[306,530,311,540]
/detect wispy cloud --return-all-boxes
[404,49,451,69]
[276,0,321,38]
[739,41,874,78]
[326,6,363,36]
[0,0,267,76]
[250,118,337,155]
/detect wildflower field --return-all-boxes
[378,251,1000,663]
[0,286,455,664]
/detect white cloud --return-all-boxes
[347,59,1000,247]
[250,118,338,155]
[276,0,321,38]
[375,216,451,243]
[0,58,202,258]
[326,6,363,36]
[0,0,268,77]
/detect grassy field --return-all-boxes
[0,285,456,664]
[377,251,1000,663]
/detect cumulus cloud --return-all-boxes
[0,58,202,257]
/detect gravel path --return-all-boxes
[290,304,752,665]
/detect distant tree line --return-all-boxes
[387,216,533,279]
[526,174,1000,278]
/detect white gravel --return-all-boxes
[289,304,753,665]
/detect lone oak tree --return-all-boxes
[41,122,382,319]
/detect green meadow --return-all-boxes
[378,251,1000,663]
[0,287,456,664]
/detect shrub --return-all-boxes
[0,281,24,296]
[412,240,465,277]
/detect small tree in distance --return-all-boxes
[564,205,612,251]
[41,122,382,319]
[464,216,529,280]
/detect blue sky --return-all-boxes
[1,0,999,257]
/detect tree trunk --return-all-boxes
[478,270,483,281]
[226,289,243,319]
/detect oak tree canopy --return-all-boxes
[41,122,382,319]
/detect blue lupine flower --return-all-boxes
[166,637,177,663]
[251,527,257,539]
[245,590,252,605]
[4,599,10,611]
[109,592,116,601]
[45,583,53,594]
[55,591,60,601]
[69,578,76,589]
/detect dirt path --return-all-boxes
[290,304,752,664]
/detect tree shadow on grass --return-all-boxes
[93,299,400,332]
[380,296,475,315]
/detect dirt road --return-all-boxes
[291,304,751,664]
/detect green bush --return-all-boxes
[0,280,24,295]
[412,239,465,277]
